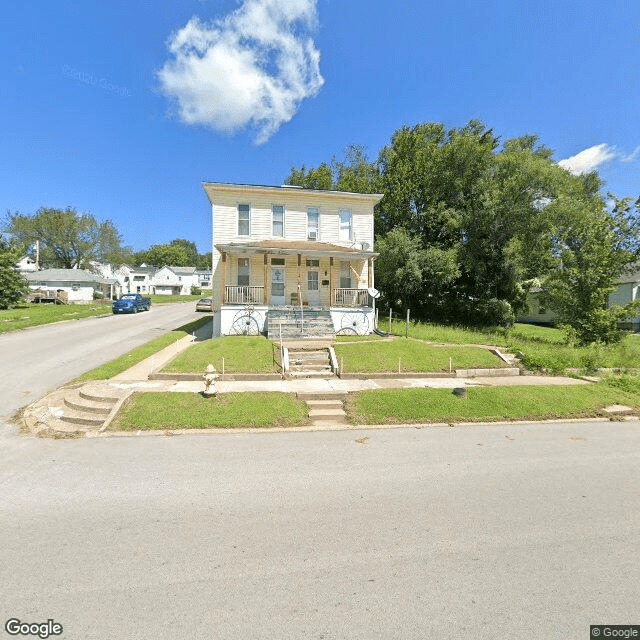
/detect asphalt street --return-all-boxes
[1,309,639,639]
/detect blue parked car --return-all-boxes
[112,293,151,314]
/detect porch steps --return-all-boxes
[267,308,335,340]
[288,347,334,378]
[297,391,348,426]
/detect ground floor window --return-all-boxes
[307,270,319,290]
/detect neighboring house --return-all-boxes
[25,269,118,303]
[202,182,383,336]
[518,267,640,331]
[15,256,39,272]
[195,269,212,291]
[151,266,198,295]
[122,265,157,294]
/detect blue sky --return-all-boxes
[2,0,639,253]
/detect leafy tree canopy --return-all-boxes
[284,120,640,340]
[3,207,131,269]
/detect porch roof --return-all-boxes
[215,240,378,260]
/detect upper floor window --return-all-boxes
[307,207,319,240]
[339,209,352,241]
[272,205,284,237]
[238,204,250,236]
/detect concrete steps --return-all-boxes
[267,309,335,340]
[298,391,348,426]
[288,347,335,378]
[23,382,129,436]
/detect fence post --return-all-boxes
[406,309,410,338]
[389,308,392,333]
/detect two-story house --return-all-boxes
[203,182,383,338]
[152,266,198,296]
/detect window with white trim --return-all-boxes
[272,205,284,237]
[307,207,319,240]
[238,258,250,286]
[339,209,352,241]
[238,204,250,236]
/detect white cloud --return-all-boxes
[558,143,617,175]
[621,145,640,163]
[158,0,324,144]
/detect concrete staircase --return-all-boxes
[297,391,348,427]
[23,382,130,436]
[288,347,334,378]
[267,308,335,340]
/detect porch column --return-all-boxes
[368,258,373,288]
[263,255,268,304]
[221,252,227,303]
[297,254,302,303]
[329,257,334,306]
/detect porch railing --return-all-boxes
[332,288,370,307]
[225,286,264,304]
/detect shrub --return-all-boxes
[190,285,201,295]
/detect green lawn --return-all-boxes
[0,302,112,333]
[345,382,640,424]
[110,391,309,430]
[162,335,281,373]
[334,338,505,373]
[76,317,211,381]
[375,320,640,373]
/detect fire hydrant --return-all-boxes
[203,363,217,396]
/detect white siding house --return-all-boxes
[25,269,118,302]
[202,182,383,336]
[151,266,198,295]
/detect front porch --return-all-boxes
[224,285,371,308]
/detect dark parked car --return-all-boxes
[112,293,151,314]
[196,297,213,312]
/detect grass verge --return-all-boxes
[110,391,309,430]
[162,335,281,373]
[334,339,505,373]
[344,382,640,425]
[0,302,112,333]
[75,317,211,381]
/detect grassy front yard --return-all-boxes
[162,336,281,373]
[334,339,506,374]
[110,391,309,430]
[76,317,211,381]
[0,302,112,333]
[345,381,640,425]
[376,320,640,373]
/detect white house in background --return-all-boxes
[195,269,212,291]
[518,266,640,331]
[151,266,198,295]
[16,256,39,272]
[25,269,119,303]
[122,265,157,294]
[202,182,383,337]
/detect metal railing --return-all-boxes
[332,288,370,307]
[225,286,264,304]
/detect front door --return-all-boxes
[270,267,285,306]
[306,269,320,306]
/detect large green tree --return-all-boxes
[542,193,640,344]
[0,237,28,309]
[3,207,130,269]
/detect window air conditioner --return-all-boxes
[308,230,318,240]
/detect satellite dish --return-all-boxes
[367,287,381,299]
[361,242,370,250]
